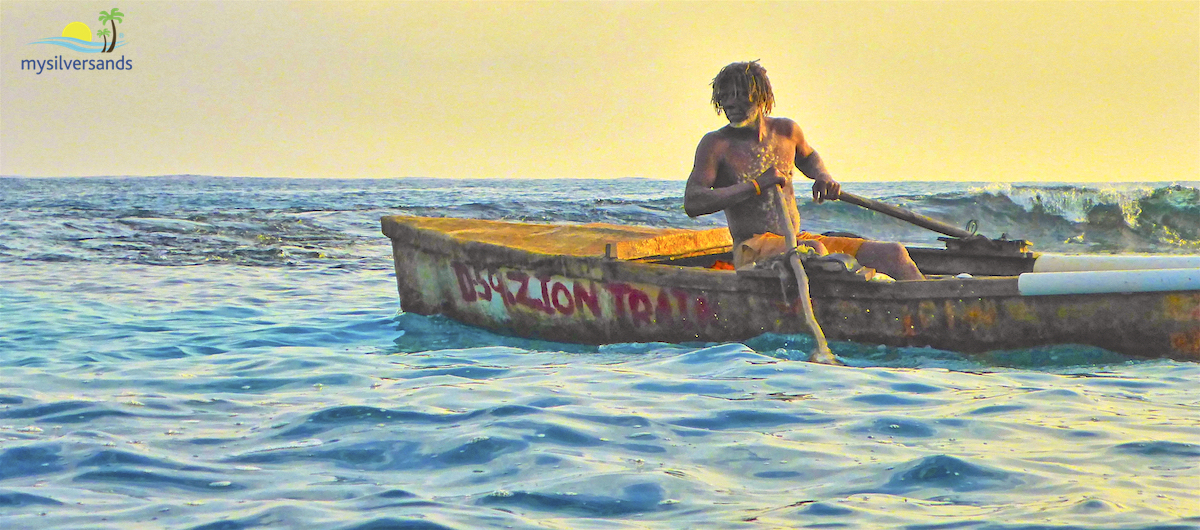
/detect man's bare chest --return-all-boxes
[716,139,797,185]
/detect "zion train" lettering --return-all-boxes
[450,261,717,328]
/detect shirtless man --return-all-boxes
[684,61,923,281]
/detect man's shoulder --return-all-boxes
[702,126,734,139]
[698,128,734,149]
[766,116,801,136]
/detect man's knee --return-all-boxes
[882,242,911,261]
[858,241,913,265]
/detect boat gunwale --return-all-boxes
[382,215,1028,300]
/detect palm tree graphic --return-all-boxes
[98,7,124,53]
[97,28,111,51]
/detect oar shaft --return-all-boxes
[838,191,975,239]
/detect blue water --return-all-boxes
[1,176,1198,529]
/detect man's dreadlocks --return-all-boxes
[710,60,775,116]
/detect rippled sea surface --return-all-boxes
[1,177,1198,529]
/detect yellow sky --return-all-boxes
[2,1,1196,181]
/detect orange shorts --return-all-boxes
[733,232,866,269]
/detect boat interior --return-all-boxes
[621,233,1038,280]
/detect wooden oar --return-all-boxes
[773,186,837,364]
[838,191,976,239]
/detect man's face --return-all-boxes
[717,89,760,128]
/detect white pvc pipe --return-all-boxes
[1033,254,1200,272]
[1018,268,1200,296]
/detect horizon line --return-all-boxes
[2,174,1198,185]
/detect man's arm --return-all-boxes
[790,122,841,204]
[684,133,785,218]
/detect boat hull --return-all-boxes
[384,216,1200,361]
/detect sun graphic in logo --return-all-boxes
[61,21,92,41]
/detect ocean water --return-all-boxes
[1,176,1197,530]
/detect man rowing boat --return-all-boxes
[683,60,924,282]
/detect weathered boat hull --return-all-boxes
[383,216,1200,361]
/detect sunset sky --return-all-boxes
[2,1,1196,182]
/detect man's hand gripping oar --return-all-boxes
[770,175,839,365]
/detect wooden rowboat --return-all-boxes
[381,216,1200,361]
